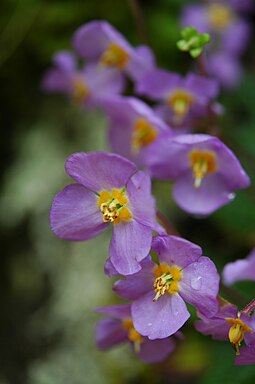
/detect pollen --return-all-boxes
[226,314,253,355]
[189,149,217,188]
[166,89,195,122]
[153,263,182,301]
[100,43,129,69]
[208,3,234,31]
[97,188,132,224]
[131,118,158,154]
[72,77,90,104]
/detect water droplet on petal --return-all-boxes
[191,276,202,290]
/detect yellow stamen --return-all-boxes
[153,264,182,301]
[97,188,132,224]
[131,118,158,154]
[189,150,217,188]
[72,77,90,103]
[100,43,129,69]
[208,3,234,31]
[166,89,194,122]
[123,318,144,353]
[226,314,253,355]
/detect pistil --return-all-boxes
[97,188,132,224]
[189,150,217,188]
[132,118,158,154]
[226,313,253,355]
[100,43,129,69]
[153,264,182,301]
[167,89,194,122]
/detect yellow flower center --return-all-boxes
[100,43,129,69]
[226,314,253,355]
[97,188,132,224]
[189,150,217,188]
[72,77,90,104]
[208,3,234,31]
[123,318,144,353]
[131,118,158,155]
[166,89,195,122]
[153,263,182,301]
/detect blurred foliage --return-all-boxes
[0,0,255,383]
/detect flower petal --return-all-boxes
[180,256,220,317]
[96,318,128,350]
[113,256,155,299]
[65,152,137,192]
[132,291,190,339]
[110,220,152,275]
[173,171,235,215]
[152,235,202,268]
[95,304,131,319]
[137,337,175,364]
[223,249,255,286]
[50,184,108,240]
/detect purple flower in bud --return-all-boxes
[147,133,250,215]
[96,304,176,364]
[72,21,155,82]
[136,69,219,127]
[114,235,220,339]
[50,152,162,275]
[101,96,173,167]
[223,249,255,286]
[42,51,124,105]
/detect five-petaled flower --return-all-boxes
[72,20,155,82]
[146,133,250,215]
[50,152,162,275]
[113,235,220,339]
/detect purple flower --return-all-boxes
[181,2,251,55]
[96,304,176,364]
[42,51,124,105]
[114,235,220,339]
[72,21,155,82]
[223,249,255,286]
[196,301,254,355]
[50,152,161,275]
[147,133,250,215]
[136,69,219,127]
[102,96,173,167]
[235,341,255,365]
[180,1,252,88]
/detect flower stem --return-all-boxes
[156,211,180,236]
[127,0,150,45]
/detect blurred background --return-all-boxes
[1,0,255,383]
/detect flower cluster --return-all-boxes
[46,15,254,366]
